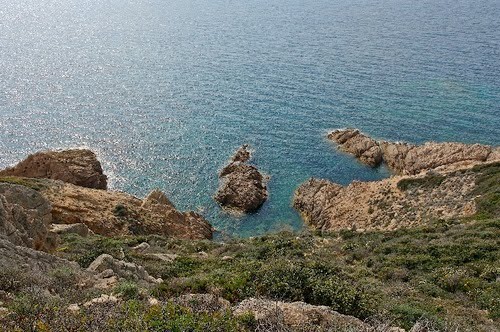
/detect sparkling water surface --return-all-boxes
[1,0,499,237]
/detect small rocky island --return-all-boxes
[214,145,268,213]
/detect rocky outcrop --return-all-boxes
[0,183,57,251]
[233,298,368,330]
[214,145,268,213]
[12,178,214,239]
[328,129,499,175]
[328,129,382,167]
[0,149,107,189]
[87,254,162,284]
[293,163,494,232]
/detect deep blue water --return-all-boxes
[1,0,499,237]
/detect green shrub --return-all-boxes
[115,281,140,300]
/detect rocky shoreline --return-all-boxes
[0,132,499,331]
[292,128,500,232]
[328,128,500,174]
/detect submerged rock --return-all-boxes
[214,145,268,213]
[0,149,108,189]
[328,128,499,174]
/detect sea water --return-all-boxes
[1,0,499,236]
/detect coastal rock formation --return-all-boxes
[0,148,212,240]
[328,128,499,175]
[0,183,57,251]
[328,129,382,167]
[24,179,213,239]
[0,149,107,189]
[293,163,495,232]
[214,145,268,213]
[233,298,368,330]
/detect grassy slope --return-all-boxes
[53,218,499,331]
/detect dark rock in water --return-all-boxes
[0,149,108,189]
[214,145,268,213]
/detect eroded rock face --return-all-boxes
[328,128,499,175]
[293,164,487,232]
[0,183,57,251]
[214,145,268,213]
[233,298,367,330]
[36,180,213,239]
[0,149,107,189]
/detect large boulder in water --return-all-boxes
[214,145,268,213]
[0,149,107,189]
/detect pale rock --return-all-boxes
[83,294,119,307]
[50,223,91,237]
[132,242,150,252]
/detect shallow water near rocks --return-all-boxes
[1,0,499,237]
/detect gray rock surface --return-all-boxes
[0,183,57,251]
[0,235,78,274]
[50,223,92,237]
[86,254,162,284]
[233,298,368,330]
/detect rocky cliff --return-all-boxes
[328,128,500,174]
[0,149,213,240]
[0,149,108,189]
[0,178,213,240]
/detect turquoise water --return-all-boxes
[1,0,499,237]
